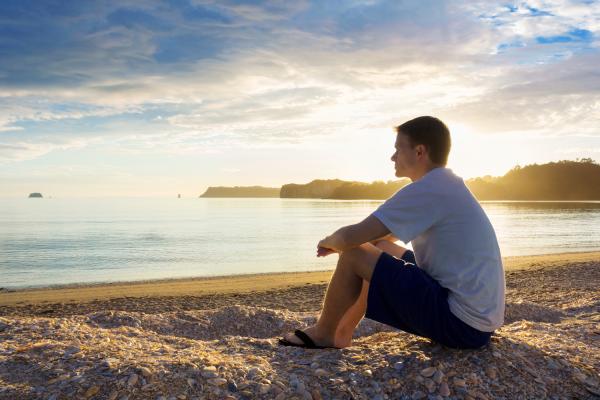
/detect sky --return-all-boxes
[1,0,599,197]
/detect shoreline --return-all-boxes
[2,250,599,307]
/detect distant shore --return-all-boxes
[2,250,599,307]
[199,160,600,200]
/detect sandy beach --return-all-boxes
[1,252,599,399]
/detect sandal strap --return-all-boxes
[294,329,317,348]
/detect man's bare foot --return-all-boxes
[282,325,336,348]
[333,326,354,348]
[334,335,353,349]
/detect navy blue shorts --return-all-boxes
[365,251,492,349]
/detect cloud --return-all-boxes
[557,146,600,153]
[0,139,88,162]
[0,0,599,162]
[440,49,600,135]
[0,125,23,132]
[106,7,174,31]
[204,0,309,22]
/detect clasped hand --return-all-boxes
[316,235,339,257]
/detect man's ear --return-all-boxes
[415,144,427,158]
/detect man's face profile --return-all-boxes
[391,132,417,178]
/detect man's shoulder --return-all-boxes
[391,168,461,197]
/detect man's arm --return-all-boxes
[370,233,399,244]
[317,215,390,256]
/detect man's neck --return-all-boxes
[410,164,441,182]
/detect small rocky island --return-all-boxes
[28,193,43,198]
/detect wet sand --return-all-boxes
[2,251,599,307]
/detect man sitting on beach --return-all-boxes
[280,116,505,349]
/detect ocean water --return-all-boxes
[1,198,600,289]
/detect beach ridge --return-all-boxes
[0,252,599,399]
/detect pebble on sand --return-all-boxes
[433,370,444,384]
[420,367,436,377]
[127,374,138,387]
[485,366,497,380]
[257,383,271,394]
[208,378,227,386]
[311,388,323,400]
[453,378,467,387]
[139,366,152,378]
[439,382,450,397]
[201,366,219,378]
[84,386,100,398]
[412,390,426,399]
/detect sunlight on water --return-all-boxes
[1,198,599,288]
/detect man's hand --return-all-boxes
[317,246,336,257]
[316,235,342,257]
[315,215,391,257]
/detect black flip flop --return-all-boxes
[278,329,336,349]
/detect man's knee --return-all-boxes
[339,243,371,264]
[338,244,381,280]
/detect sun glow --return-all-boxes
[447,123,524,179]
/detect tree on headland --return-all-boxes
[330,179,411,200]
[280,179,411,199]
[280,179,348,198]
[281,160,600,200]
[466,159,600,200]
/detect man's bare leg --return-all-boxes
[282,243,382,347]
[334,280,369,348]
[334,241,409,347]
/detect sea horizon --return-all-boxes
[5,195,600,202]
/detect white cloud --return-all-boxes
[0,126,22,132]
[557,146,600,153]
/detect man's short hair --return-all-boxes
[396,116,451,166]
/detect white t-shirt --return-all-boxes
[372,167,505,332]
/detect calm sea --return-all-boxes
[1,198,600,289]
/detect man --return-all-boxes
[280,116,505,349]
